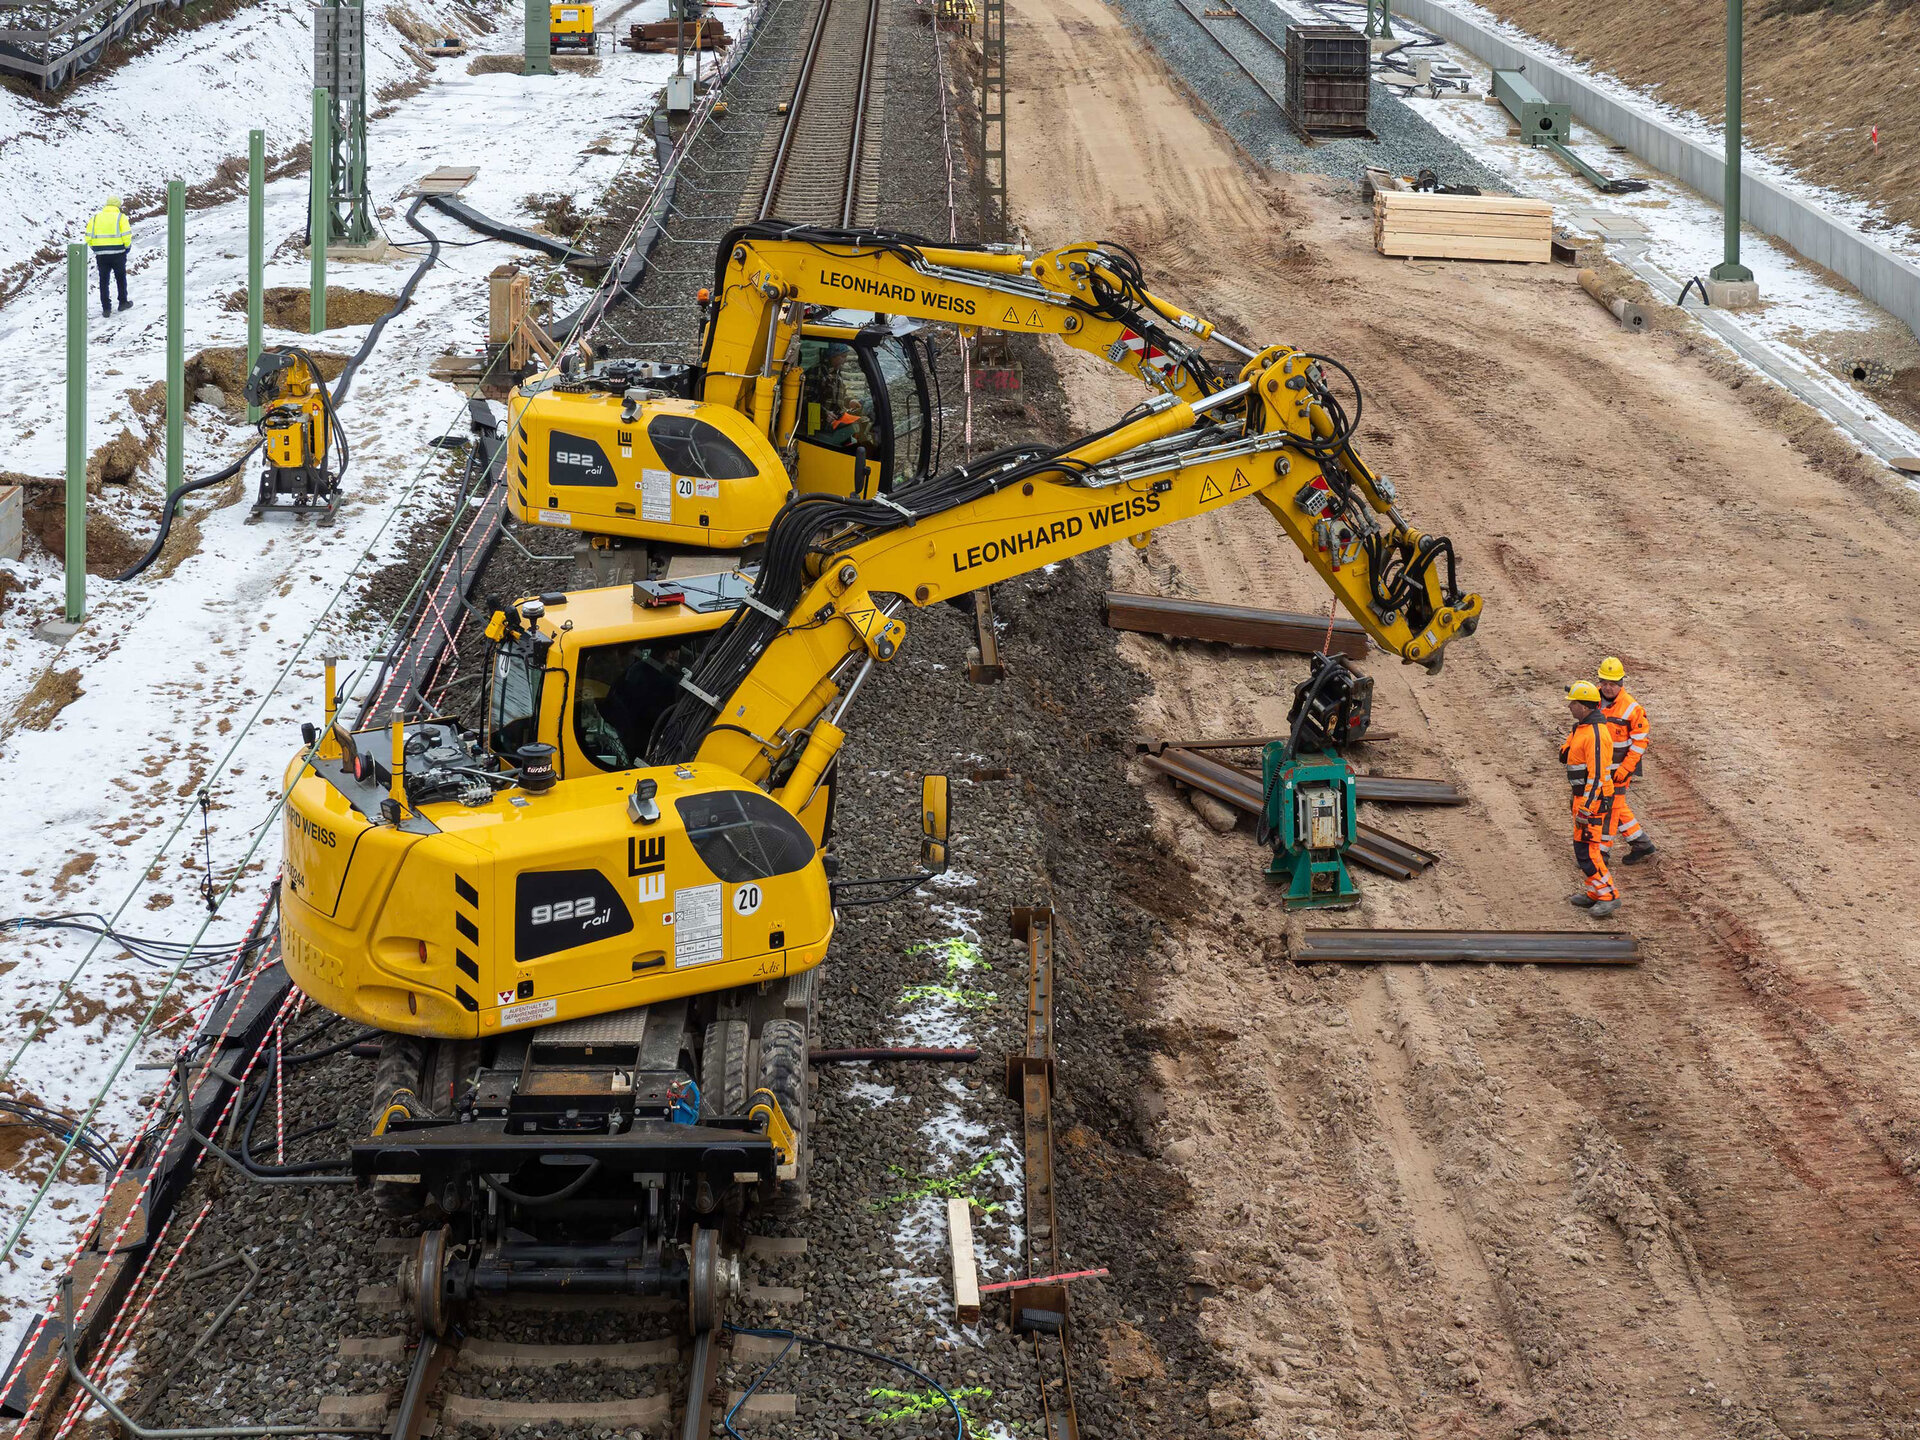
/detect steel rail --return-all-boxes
[1103,592,1370,659]
[1295,929,1641,964]
[755,0,836,220]
[840,0,879,226]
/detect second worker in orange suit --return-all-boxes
[1561,681,1620,916]
[1596,655,1656,863]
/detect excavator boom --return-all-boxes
[653,345,1480,800]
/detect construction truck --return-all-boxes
[280,333,1480,1338]
[549,0,597,51]
[507,222,1237,573]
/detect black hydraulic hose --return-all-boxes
[478,1158,604,1208]
[332,196,440,406]
[237,1047,354,1175]
[117,197,441,585]
[114,441,263,582]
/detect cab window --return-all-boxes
[675,790,816,882]
[487,646,543,758]
[646,414,760,480]
[572,635,709,770]
[873,340,924,488]
[798,340,878,454]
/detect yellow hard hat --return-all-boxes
[1567,681,1601,704]
[1596,656,1626,682]
[105,195,122,209]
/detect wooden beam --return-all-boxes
[948,1197,981,1323]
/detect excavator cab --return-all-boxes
[791,311,933,500]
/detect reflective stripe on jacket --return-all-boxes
[1602,689,1650,784]
[1560,713,1616,821]
[86,204,132,252]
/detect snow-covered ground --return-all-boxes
[0,0,704,1355]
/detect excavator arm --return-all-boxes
[653,345,1481,803]
[695,222,1238,432]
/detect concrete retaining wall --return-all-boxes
[1393,0,1920,339]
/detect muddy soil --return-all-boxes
[1002,0,1920,1432]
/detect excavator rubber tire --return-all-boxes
[700,1020,750,1119]
[757,1018,809,1202]
[369,1033,429,1218]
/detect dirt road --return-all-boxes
[1000,0,1920,1431]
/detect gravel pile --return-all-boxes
[121,5,1240,1437]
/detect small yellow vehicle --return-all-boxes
[549,1,597,52]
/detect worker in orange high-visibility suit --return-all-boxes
[1596,655,1655,864]
[1560,681,1619,916]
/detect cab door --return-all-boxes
[792,336,886,498]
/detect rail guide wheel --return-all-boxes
[404,1226,454,1337]
[688,1224,731,1335]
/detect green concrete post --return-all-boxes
[65,244,87,624]
[248,128,264,422]
[166,178,184,496]
[1711,0,1754,283]
[525,0,552,74]
[310,88,329,333]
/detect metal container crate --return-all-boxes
[1285,24,1371,138]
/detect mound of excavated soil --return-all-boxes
[1472,0,1920,235]
[186,344,349,400]
[222,286,396,330]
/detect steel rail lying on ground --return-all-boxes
[1294,929,1642,964]
[1103,591,1370,659]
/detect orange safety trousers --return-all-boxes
[1573,798,1620,901]
[1562,711,1619,901]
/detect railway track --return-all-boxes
[747,0,884,225]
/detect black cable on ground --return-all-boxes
[0,1099,120,1176]
[0,913,274,972]
[118,196,442,583]
[720,1324,963,1440]
[113,441,262,582]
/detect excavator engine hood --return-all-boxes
[280,754,833,1040]
[507,386,790,549]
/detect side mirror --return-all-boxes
[919,774,950,872]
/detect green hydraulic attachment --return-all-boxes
[1261,747,1360,910]
[1491,68,1646,195]
[1258,652,1372,910]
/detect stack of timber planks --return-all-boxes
[1373,191,1553,262]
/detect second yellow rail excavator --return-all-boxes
[506,221,1239,569]
[279,330,1480,1338]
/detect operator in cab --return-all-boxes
[806,344,874,450]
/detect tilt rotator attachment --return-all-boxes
[1260,655,1372,909]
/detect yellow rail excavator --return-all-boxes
[281,310,1481,1336]
[507,222,1237,570]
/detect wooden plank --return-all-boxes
[949,1197,982,1323]
[458,1337,677,1369]
[724,1392,799,1421]
[1379,212,1554,239]
[439,1394,671,1429]
[1378,234,1551,262]
[1374,190,1552,215]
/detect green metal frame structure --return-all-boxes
[313,0,376,246]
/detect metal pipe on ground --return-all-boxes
[1103,592,1369,659]
[1294,930,1640,964]
[1133,730,1394,755]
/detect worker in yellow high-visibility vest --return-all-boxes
[85,196,134,317]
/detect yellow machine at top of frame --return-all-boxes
[505,221,1245,564]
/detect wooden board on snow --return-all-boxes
[1373,190,1553,262]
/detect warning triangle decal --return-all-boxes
[1003,306,1021,324]
[1199,476,1224,503]
[1027,308,1042,327]
[1229,468,1251,493]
